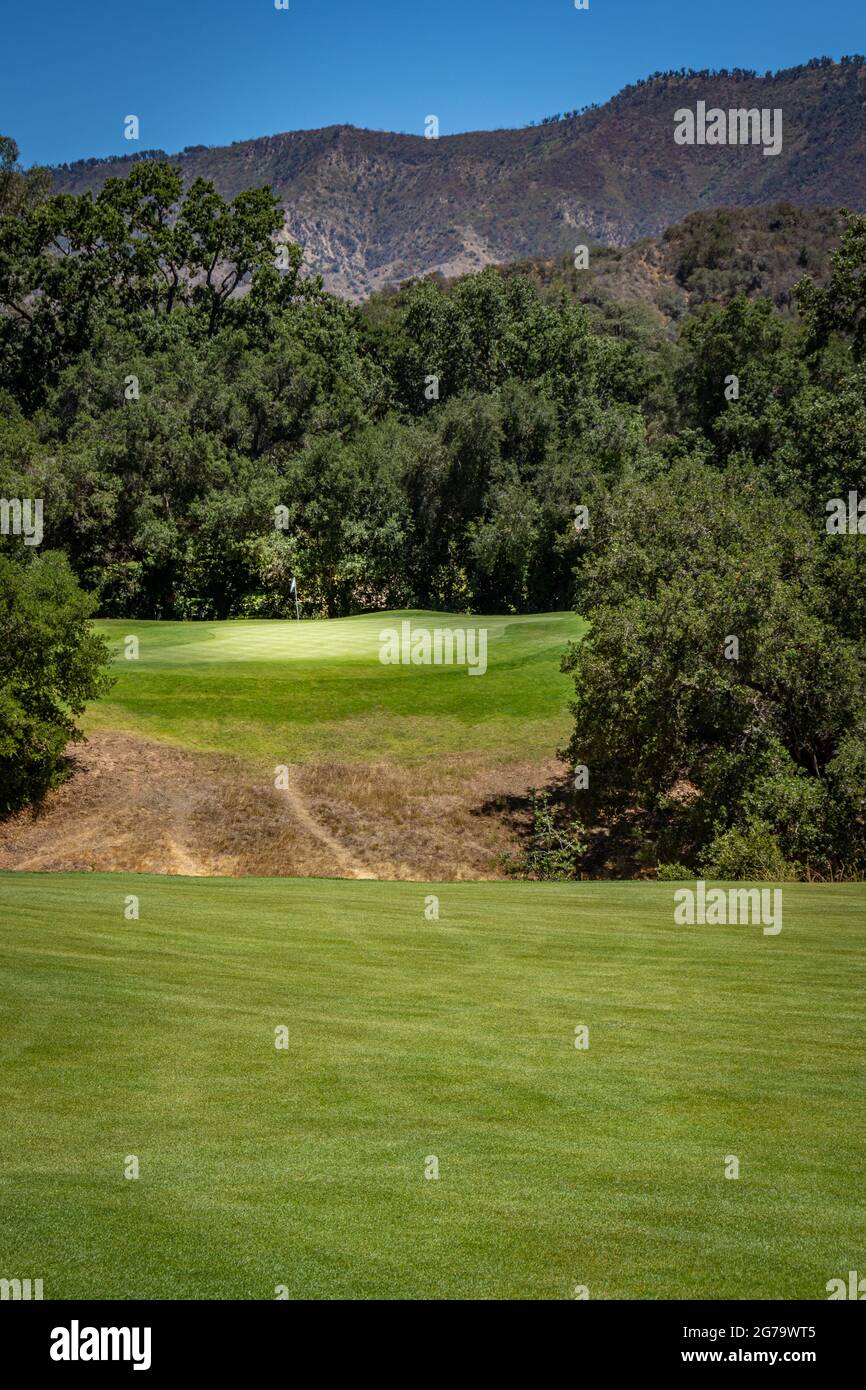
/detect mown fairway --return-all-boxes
[1,872,863,1300]
[87,611,584,764]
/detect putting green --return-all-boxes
[87,611,585,764]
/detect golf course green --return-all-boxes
[86,611,585,765]
[1,871,863,1300]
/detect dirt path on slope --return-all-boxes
[0,730,560,879]
[274,766,375,879]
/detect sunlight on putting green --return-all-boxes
[87,610,586,764]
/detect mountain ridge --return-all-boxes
[47,57,866,300]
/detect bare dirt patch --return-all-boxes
[0,732,561,879]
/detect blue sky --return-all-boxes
[3,0,863,166]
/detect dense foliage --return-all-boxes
[1,153,864,874]
[0,161,648,617]
[560,225,866,880]
[0,551,111,813]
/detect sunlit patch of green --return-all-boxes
[86,611,585,764]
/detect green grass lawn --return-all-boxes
[87,611,584,764]
[1,872,863,1300]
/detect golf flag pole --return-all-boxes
[291,575,299,621]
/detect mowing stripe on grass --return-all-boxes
[1,874,863,1299]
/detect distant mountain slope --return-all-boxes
[49,58,866,300]
[493,204,845,329]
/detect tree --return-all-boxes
[561,460,866,876]
[675,295,806,461]
[0,162,303,410]
[175,177,287,335]
[0,135,51,218]
[0,553,112,814]
[797,212,866,361]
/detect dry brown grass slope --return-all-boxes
[0,732,561,880]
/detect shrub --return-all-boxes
[699,819,798,882]
[656,862,693,880]
[503,790,587,880]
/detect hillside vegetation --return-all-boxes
[2,138,866,880]
[489,205,844,329]
[47,58,866,298]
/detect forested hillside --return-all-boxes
[2,150,865,879]
[483,205,844,328]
